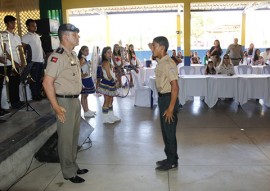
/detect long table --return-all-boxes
[148,74,270,108]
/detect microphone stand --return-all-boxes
[9,62,40,118]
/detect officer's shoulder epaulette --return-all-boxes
[56,47,64,54]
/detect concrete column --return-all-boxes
[241,13,246,49]
[183,2,191,66]
[176,14,181,51]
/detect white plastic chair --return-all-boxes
[238,65,253,74]
[130,70,151,107]
[179,66,196,75]
[199,66,206,75]
[262,65,270,74]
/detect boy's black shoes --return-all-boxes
[156,159,168,166]
[156,159,178,171]
[155,163,178,171]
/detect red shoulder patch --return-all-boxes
[51,57,58,63]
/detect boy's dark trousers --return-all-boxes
[158,95,179,165]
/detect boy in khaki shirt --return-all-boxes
[151,36,179,171]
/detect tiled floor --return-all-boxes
[7,95,270,191]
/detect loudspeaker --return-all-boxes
[36,18,59,35]
[35,131,59,163]
[35,117,94,163]
[40,35,60,54]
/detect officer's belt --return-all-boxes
[56,94,79,98]
[158,92,171,97]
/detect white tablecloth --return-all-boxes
[148,74,270,108]
[179,75,208,105]
[206,75,239,108]
[237,75,270,107]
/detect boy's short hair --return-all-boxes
[26,19,35,27]
[153,36,169,52]
[4,15,16,24]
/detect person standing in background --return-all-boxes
[112,44,124,88]
[22,19,44,101]
[0,55,9,119]
[127,44,138,87]
[209,39,223,67]
[2,15,24,109]
[226,38,244,66]
[78,45,96,118]
[43,24,88,184]
[97,47,121,124]
[151,36,179,171]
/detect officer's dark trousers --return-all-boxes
[29,62,43,98]
[158,96,179,164]
[57,97,81,179]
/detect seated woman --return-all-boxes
[252,49,265,65]
[177,51,184,59]
[217,54,235,76]
[191,51,200,64]
[204,59,216,75]
[171,49,182,65]
[240,51,250,65]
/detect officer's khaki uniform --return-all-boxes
[46,45,82,179]
[155,55,179,165]
[226,44,244,66]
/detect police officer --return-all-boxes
[226,38,244,66]
[43,24,88,183]
[151,36,179,171]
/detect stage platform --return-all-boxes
[0,99,55,162]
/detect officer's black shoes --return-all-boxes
[155,163,178,171]
[65,176,85,183]
[156,159,168,166]
[77,169,89,175]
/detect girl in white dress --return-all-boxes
[78,46,96,117]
